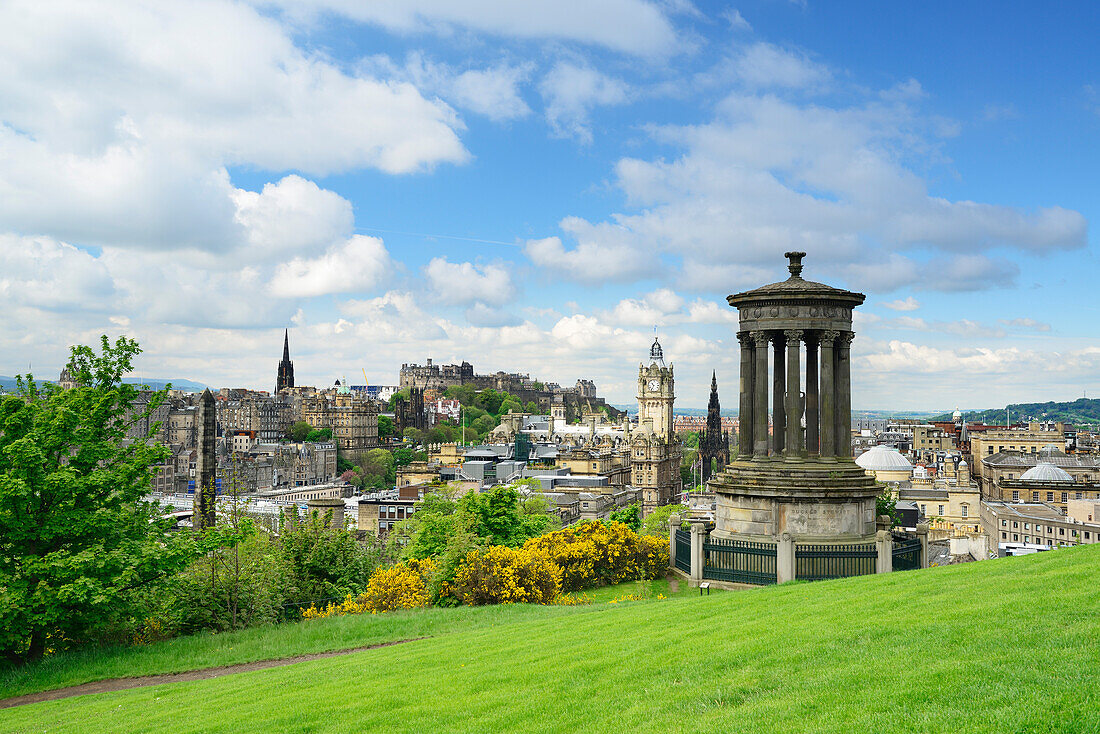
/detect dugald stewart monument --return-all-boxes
[709,251,880,543]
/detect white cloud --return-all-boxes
[734,43,829,89]
[539,63,629,143]
[270,236,393,298]
[882,296,921,311]
[268,0,681,57]
[423,258,516,306]
[1001,318,1052,332]
[534,89,1084,293]
[231,175,354,259]
[0,0,468,255]
[525,225,658,284]
[363,53,532,122]
[0,235,115,312]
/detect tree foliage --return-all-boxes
[609,503,641,532]
[377,414,394,440]
[640,503,688,537]
[288,421,312,442]
[0,337,201,662]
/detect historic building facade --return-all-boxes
[632,337,682,516]
[276,329,294,394]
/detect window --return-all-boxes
[1076,492,1084,500]
[1087,532,1092,540]
[1001,532,1007,539]
[1032,492,1040,502]
[1024,523,1030,530]
[1024,536,1030,543]
[920,504,927,515]
[988,447,994,455]
[961,505,968,518]
[1062,492,1068,503]
[1001,520,1007,527]
[938,505,944,516]
[1013,534,1019,541]
[1047,492,1055,502]
[1060,528,1065,536]
[1012,491,1020,501]
[1013,521,1018,528]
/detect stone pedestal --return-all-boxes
[307,497,345,529]
[689,519,708,582]
[710,458,879,543]
[668,513,681,572]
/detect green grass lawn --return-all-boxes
[3,548,1099,733]
[0,576,699,700]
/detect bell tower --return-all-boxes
[637,335,674,440]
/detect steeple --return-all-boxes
[276,329,295,394]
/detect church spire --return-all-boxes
[277,329,294,394]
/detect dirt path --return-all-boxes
[0,637,425,710]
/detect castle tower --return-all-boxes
[638,336,674,441]
[710,251,880,543]
[193,388,217,530]
[276,329,294,394]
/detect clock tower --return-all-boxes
[633,336,681,516]
[637,336,674,440]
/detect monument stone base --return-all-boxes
[708,457,880,543]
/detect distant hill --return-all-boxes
[0,376,208,393]
[931,398,1100,427]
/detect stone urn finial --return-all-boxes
[784,251,806,278]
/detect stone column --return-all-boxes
[752,331,770,458]
[819,331,837,458]
[876,529,893,573]
[836,332,854,458]
[784,330,802,459]
[737,333,754,459]
[307,497,345,529]
[776,532,795,583]
[805,336,819,456]
[916,523,929,569]
[668,513,681,572]
[689,519,708,583]
[772,333,786,455]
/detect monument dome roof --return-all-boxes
[855,445,914,472]
[1020,463,1073,483]
[728,252,865,307]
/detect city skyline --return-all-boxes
[1,1,1097,409]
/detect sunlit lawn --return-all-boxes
[3,548,1098,733]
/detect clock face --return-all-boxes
[647,379,660,392]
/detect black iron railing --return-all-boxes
[703,536,776,585]
[892,535,922,571]
[795,543,876,581]
[674,529,691,573]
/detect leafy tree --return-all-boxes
[523,401,541,414]
[288,420,312,442]
[472,414,497,436]
[500,398,522,415]
[680,431,700,449]
[476,388,506,416]
[360,448,396,488]
[444,384,477,406]
[609,502,641,531]
[876,488,900,527]
[377,414,394,441]
[641,503,688,537]
[392,446,425,466]
[0,336,201,661]
[386,389,410,411]
[532,381,544,391]
[276,507,378,611]
[402,427,424,446]
[305,427,333,442]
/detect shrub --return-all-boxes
[524,520,669,592]
[448,546,561,606]
[357,558,434,613]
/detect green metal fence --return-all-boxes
[674,529,691,573]
[703,536,776,585]
[892,535,922,571]
[795,543,877,581]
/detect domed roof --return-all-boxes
[855,445,914,472]
[1020,463,1073,483]
[952,407,962,421]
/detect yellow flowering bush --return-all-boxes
[301,558,434,619]
[523,520,669,592]
[447,546,561,605]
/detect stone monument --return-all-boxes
[708,252,879,543]
[193,388,217,530]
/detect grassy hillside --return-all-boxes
[931,397,1100,427]
[3,548,1100,733]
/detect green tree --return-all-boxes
[377,414,394,441]
[876,488,900,527]
[523,401,540,414]
[609,502,641,532]
[361,448,396,488]
[393,446,425,466]
[288,421,311,442]
[532,381,544,391]
[641,503,688,537]
[472,414,497,437]
[403,427,424,446]
[0,336,201,661]
[305,427,332,442]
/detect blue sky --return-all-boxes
[0,0,1096,410]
